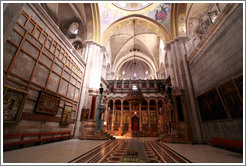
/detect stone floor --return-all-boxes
[3,138,243,164]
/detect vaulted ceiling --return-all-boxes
[110,19,160,77]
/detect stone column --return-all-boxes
[170,41,180,88]
[178,37,204,143]
[73,41,94,138]
[165,43,177,88]
[174,38,185,89]
[111,100,115,132]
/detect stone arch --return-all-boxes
[115,55,157,80]
[101,14,171,45]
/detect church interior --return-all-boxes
[2,2,244,164]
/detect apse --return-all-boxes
[118,59,152,80]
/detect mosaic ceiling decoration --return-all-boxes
[99,3,172,37]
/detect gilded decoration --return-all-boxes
[61,105,73,125]
[101,16,170,45]
[35,90,61,115]
[81,108,89,121]
[197,87,228,121]
[3,85,28,124]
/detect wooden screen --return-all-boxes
[3,9,84,123]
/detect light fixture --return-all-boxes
[130,19,140,78]
[73,28,78,35]
[68,22,79,39]
[208,10,218,24]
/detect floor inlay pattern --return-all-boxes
[71,139,191,163]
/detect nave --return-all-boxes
[3,138,243,163]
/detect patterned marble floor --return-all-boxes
[3,138,243,164]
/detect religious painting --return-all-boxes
[81,108,89,121]
[219,79,243,119]
[233,74,243,99]
[177,14,186,36]
[123,112,129,123]
[116,111,121,122]
[131,104,139,110]
[141,112,148,124]
[148,3,171,32]
[61,105,72,125]
[3,85,28,123]
[35,90,60,115]
[150,112,157,124]
[154,3,171,22]
[197,88,228,121]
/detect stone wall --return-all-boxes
[3,4,85,135]
[189,4,243,142]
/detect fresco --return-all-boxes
[177,4,187,36]
[177,14,186,35]
[99,3,172,37]
[148,3,171,32]
[99,3,125,36]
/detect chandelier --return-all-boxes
[130,19,140,68]
[126,19,144,107]
[126,81,144,107]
